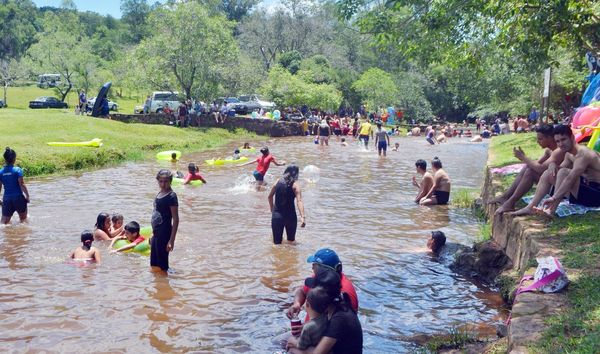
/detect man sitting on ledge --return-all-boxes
[512,124,600,216]
[491,125,566,214]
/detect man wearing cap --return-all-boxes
[287,249,359,334]
[287,265,363,354]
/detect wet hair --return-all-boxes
[156,169,173,182]
[124,221,140,235]
[553,124,573,137]
[415,159,427,171]
[282,164,299,186]
[431,231,446,253]
[234,149,240,154]
[341,138,346,142]
[307,286,331,314]
[4,147,16,165]
[95,213,110,233]
[81,230,93,245]
[188,163,197,173]
[171,152,177,160]
[260,147,269,156]
[111,213,123,223]
[431,157,442,169]
[536,124,554,137]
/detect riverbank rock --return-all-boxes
[450,241,512,283]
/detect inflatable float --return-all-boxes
[240,147,256,153]
[156,150,181,160]
[112,226,153,256]
[205,156,249,166]
[47,138,103,147]
[172,177,203,186]
[572,105,600,143]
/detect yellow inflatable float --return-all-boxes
[205,156,249,166]
[47,138,103,147]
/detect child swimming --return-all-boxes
[170,152,178,163]
[392,142,400,151]
[341,138,348,146]
[70,230,101,262]
[233,149,241,160]
[242,142,252,149]
[183,163,207,185]
[110,221,146,253]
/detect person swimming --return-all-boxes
[70,230,101,262]
[233,149,241,160]
[243,142,252,149]
[392,142,400,151]
[110,221,146,253]
[341,138,348,147]
[183,163,207,185]
[170,152,178,163]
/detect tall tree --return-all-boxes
[133,1,238,99]
[121,0,151,43]
[221,0,259,22]
[352,68,399,112]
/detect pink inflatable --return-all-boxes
[572,105,600,142]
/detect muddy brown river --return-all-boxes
[0,136,503,353]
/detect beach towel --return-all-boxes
[522,195,600,218]
[491,163,525,175]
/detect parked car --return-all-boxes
[37,74,61,88]
[86,97,118,111]
[150,91,182,113]
[29,96,68,109]
[237,94,275,112]
[220,97,249,115]
[0,99,4,108]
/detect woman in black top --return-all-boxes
[151,169,179,271]
[318,120,331,146]
[268,165,306,244]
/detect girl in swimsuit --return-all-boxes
[70,230,101,263]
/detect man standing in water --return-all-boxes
[374,122,390,157]
[412,159,434,203]
[241,147,286,190]
[358,119,373,149]
[512,125,600,216]
[419,157,451,205]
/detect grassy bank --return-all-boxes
[488,133,600,353]
[1,108,256,177]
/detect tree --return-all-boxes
[220,0,259,22]
[121,0,151,43]
[27,12,97,101]
[352,68,399,111]
[133,2,238,100]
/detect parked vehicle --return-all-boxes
[149,91,181,113]
[29,96,68,109]
[237,94,275,112]
[37,74,61,88]
[86,97,118,111]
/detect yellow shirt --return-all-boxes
[359,122,372,135]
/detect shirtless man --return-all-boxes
[69,230,101,263]
[412,159,434,203]
[512,125,600,216]
[420,157,451,205]
[491,125,565,214]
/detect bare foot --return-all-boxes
[532,207,556,220]
[488,196,507,205]
[510,206,534,216]
[494,203,515,215]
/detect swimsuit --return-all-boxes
[433,190,450,205]
[0,165,27,217]
[569,176,600,207]
[271,180,297,244]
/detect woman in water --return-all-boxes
[94,212,112,240]
[318,120,331,146]
[151,169,179,271]
[0,147,30,224]
[268,165,306,244]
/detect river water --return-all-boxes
[0,136,502,353]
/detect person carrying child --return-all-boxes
[70,230,101,263]
[110,221,146,253]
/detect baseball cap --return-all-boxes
[306,248,341,269]
[304,265,341,289]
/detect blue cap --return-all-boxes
[306,248,341,269]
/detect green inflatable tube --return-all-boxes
[113,238,151,256]
[172,177,203,186]
[156,150,181,160]
[205,156,249,166]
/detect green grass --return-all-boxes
[421,327,479,352]
[3,85,142,113]
[452,188,479,208]
[0,108,256,177]
[488,133,542,167]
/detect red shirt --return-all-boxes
[184,172,205,183]
[302,272,359,321]
[256,154,274,175]
[132,236,145,245]
[330,120,340,129]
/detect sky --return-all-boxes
[32,0,279,18]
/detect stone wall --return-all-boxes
[110,113,304,137]
[482,167,568,353]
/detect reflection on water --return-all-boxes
[0,136,502,352]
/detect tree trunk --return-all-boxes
[3,82,7,107]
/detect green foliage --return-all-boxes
[451,188,478,208]
[1,108,256,177]
[0,0,39,60]
[120,0,151,43]
[352,68,398,111]
[488,133,542,168]
[423,327,478,352]
[133,1,238,99]
[278,50,303,74]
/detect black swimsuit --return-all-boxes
[151,191,178,270]
[271,180,297,244]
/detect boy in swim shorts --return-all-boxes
[110,221,146,253]
[70,230,101,262]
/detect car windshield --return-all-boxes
[238,96,250,102]
[226,97,240,103]
[35,97,47,101]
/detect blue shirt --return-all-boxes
[0,165,23,199]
